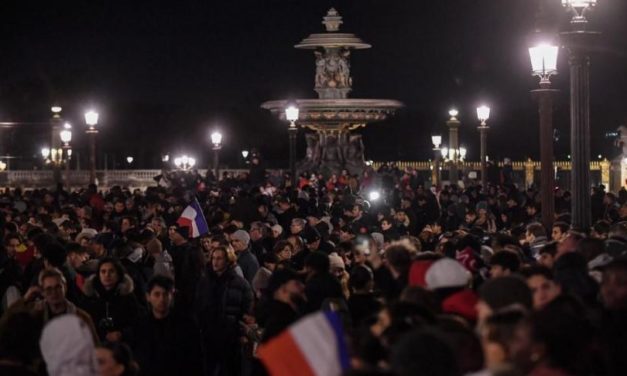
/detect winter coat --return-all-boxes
[132,311,204,376]
[81,274,140,341]
[195,267,253,345]
[237,249,259,284]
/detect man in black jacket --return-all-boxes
[132,275,203,376]
[303,251,344,313]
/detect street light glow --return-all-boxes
[368,191,381,201]
[63,122,72,129]
[477,105,490,124]
[441,147,448,159]
[459,147,467,160]
[84,110,99,127]
[448,109,459,118]
[51,106,62,114]
[285,105,300,122]
[211,131,223,146]
[431,135,442,148]
[562,0,596,10]
[529,43,559,79]
[126,156,134,164]
[41,147,50,159]
[60,129,72,144]
[242,150,249,159]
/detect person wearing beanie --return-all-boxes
[230,229,259,284]
[477,275,532,326]
[39,314,98,376]
[424,258,478,323]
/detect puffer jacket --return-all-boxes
[81,274,140,341]
[194,267,253,344]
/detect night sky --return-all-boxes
[1,0,626,169]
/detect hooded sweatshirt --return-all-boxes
[40,314,98,376]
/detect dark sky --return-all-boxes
[0,0,626,168]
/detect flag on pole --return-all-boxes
[257,311,349,376]
[176,198,209,238]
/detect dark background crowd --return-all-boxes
[0,157,627,376]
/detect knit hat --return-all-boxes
[409,259,438,288]
[425,258,471,290]
[478,276,532,311]
[328,252,345,271]
[40,314,98,376]
[231,230,250,247]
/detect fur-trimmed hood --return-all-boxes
[82,274,134,298]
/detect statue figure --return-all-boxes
[314,51,326,88]
[337,49,351,88]
[320,133,343,172]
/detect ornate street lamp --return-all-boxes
[211,131,223,178]
[561,0,599,230]
[431,135,442,188]
[529,42,559,230]
[84,110,99,184]
[285,105,299,188]
[476,105,490,191]
[174,155,196,171]
[445,109,461,186]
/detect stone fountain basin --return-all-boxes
[261,98,403,131]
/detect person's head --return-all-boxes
[273,240,293,262]
[66,242,89,269]
[271,224,283,239]
[551,221,569,242]
[381,216,394,231]
[477,276,532,326]
[96,342,138,376]
[211,246,230,274]
[556,232,583,259]
[591,220,610,240]
[302,229,322,251]
[290,218,306,235]
[520,266,562,310]
[538,242,557,269]
[249,221,267,242]
[350,265,374,293]
[98,258,125,291]
[146,275,174,318]
[328,252,346,279]
[479,309,527,370]
[304,251,330,277]
[601,257,627,310]
[42,242,67,269]
[168,224,188,244]
[3,233,21,258]
[149,217,165,235]
[385,243,412,279]
[120,216,136,234]
[391,328,460,376]
[113,200,125,214]
[230,230,250,252]
[267,268,305,308]
[489,251,521,278]
[525,223,546,244]
[38,268,67,308]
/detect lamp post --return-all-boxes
[529,42,559,230]
[285,105,299,189]
[60,124,72,183]
[431,135,442,188]
[476,105,491,192]
[84,110,99,185]
[211,131,222,179]
[446,109,461,186]
[561,0,599,230]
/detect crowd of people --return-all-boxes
[0,159,626,376]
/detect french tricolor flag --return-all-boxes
[258,311,349,376]
[176,198,209,238]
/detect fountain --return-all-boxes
[261,8,403,176]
